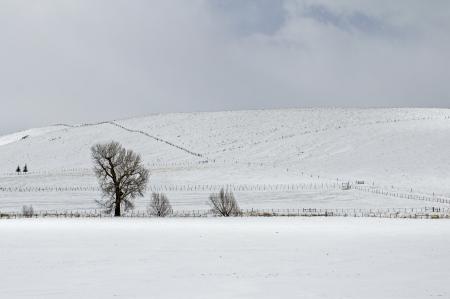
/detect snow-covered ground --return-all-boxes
[1,217,449,299]
[0,189,448,213]
[0,108,449,212]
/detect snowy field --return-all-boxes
[0,108,449,212]
[1,217,449,299]
[0,189,448,213]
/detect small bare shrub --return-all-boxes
[22,205,34,217]
[148,193,173,217]
[209,188,240,216]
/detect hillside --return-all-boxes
[0,108,449,212]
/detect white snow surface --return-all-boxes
[0,125,67,146]
[1,217,449,299]
[0,108,449,211]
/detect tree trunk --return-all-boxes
[114,203,121,217]
[114,190,121,217]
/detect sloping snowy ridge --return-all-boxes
[0,108,449,212]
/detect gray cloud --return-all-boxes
[209,0,286,36]
[0,0,449,134]
[302,4,386,35]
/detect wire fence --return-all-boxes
[1,207,449,219]
[0,183,341,193]
[0,160,212,177]
[352,185,450,204]
[1,183,449,207]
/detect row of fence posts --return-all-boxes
[352,185,450,204]
[1,207,449,219]
[0,183,341,193]
[1,183,449,208]
[1,183,449,205]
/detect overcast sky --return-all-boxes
[1,0,449,134]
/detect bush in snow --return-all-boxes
[148,193,173,217]
[209,188,241,216]
[22,205,34,217]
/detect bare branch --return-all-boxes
[208,188,240,216]
[148,193,173,217]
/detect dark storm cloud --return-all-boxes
[0,0,449,135]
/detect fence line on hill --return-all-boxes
[0,160,213,177]
[1,207,449,219]
[54,121,205,158]
[0,160,247,177]
[1,182,449,205]
[3,164,449,207]
[351,185,450,204]
[0,183,342,193]
[108,121,204,158]
[1,182,449,207]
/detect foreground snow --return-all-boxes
[1,218,449,299]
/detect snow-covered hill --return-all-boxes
[1,108,449,211]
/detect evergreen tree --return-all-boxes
[23,164,28,173]
[16,165,21,173]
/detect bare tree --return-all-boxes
[148,193,173,217]
[91,141,149,216]
[22,205,34,217]
[208,188,240,216]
